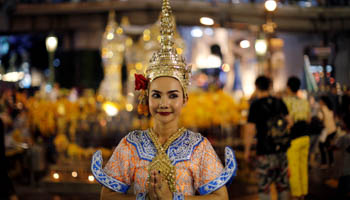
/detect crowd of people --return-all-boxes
[244,75,350,200]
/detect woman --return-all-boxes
[91,0,237,199]
[318,95,337,168]
[283,76,311,200]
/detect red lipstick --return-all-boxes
[158,112,172,116]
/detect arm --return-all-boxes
[185,186,228,200]
[243,122,256,162]
[100,187,136,200]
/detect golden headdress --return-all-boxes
[135,0,191,115]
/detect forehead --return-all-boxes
[149,77,182,92]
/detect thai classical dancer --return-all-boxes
[91,0,237,199]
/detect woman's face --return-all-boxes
[148,77,186,125]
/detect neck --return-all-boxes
[153,120,180,144]
[257,90,270,98]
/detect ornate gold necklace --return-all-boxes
[147,127,186,193]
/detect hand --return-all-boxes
[148,170,172,200]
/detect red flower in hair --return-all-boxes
[135,74,148,90]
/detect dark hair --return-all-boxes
[320,95,334,111]
[287,76,301,93]
[255,76,271,91]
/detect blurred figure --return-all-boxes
[335,114,350,200]
[283,76,311,200]
[244,75,291,200]
[0,112,18,200]
[318,95,337,168]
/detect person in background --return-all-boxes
[283,76,311,200]
[0,111,18,200]
[318,95,337,168]
[244,75,291,200]
[335,114,350,200]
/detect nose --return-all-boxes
[159,96,169,108]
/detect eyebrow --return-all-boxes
[151,90,180,94]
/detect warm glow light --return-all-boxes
[240,40,250,49]
[2,72,25,82]
[255,39,268,55]
[107,33,114,40]
[88,175,95,182]
[135,63,143,70]
[116,27,123,35]
[102,102,119,116]
[46,36,58,52]
[176,48,183,55]
[222,64,230,72]
[53,173,59,180]
[126,104,133,112]
[265,0,277,12]
[72,171,78,178]
[200,17,214,26]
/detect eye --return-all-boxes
[151,93,161,98]
[169,93,178,99]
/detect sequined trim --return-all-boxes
[198,147,237,195]
[126,130,203,165]
[91,150,130,194]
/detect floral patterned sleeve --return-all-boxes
[103,137,136,186]
[193,138,224,190]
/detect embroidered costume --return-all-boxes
[92,130,237,195]
[91,0,237,197]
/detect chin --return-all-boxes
[155,115,176,124]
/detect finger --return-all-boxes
[156,171,162,190]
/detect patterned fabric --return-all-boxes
[103,130,224,195]
[173,192,185,200]
[256,153,289,194]
[198,147,237,195]
[91,150,130,193]
[283,96,310,122]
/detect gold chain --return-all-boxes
[147,127,186,193]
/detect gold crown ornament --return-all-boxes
[135,0,191,116]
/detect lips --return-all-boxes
[158,112,172,116]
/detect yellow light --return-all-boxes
[176,48,183,55]
[143,29,150,35]
[239,40,250,49]
[255,39,268,56]
[102,102,119,116]
[135,62,143,70]
[265,0,277,12]
[116,27,123,35]
[200,17,214,26]
[88,175,95,182]
[222,64,230,72]
[53,173,59,180]
[126,38,133,46]
[126,104,133,112]
[45,36,58,52]
[143,34,150,41]
[72,171,78,178]
[107,33,114,40]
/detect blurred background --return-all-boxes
[1,0,350,199]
